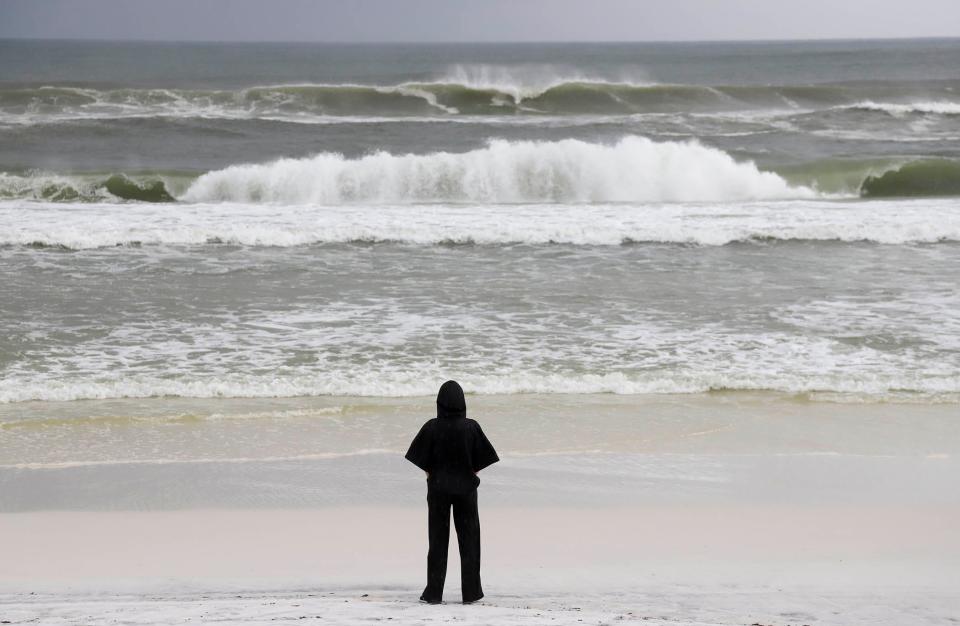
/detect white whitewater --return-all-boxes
[3,198,958,249]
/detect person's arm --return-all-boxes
[404,421,434,473]
[471,422,500,472]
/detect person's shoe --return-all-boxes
[419,595,441,605]
[462,594,484,605]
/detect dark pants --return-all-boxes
[421,488,483,603]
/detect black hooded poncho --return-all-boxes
[405,380,499,495]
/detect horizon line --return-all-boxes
[2,35,959,46]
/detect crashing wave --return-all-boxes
[180,137,813,204]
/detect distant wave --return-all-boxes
[0,81,716,123]
[4,78,960,123]
[0,81,700,123]
[4,196,960,249]
[181,137,812,204]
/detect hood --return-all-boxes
[436,380,467,419]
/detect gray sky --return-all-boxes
[2,0,959,43]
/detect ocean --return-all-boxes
[1,39,959,506]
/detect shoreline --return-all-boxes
[3,391,957,511]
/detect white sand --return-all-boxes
[2,505,958,624]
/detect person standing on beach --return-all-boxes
[405,380,499,605]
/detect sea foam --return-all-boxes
[2,368,958,404]
[3,197,959,249]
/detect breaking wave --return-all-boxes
[181,137,813,204]
[861,159,960,197]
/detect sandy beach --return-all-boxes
[2,393,958,624]
[2,504,958,624]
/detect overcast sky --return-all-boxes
[2,0,959,43]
